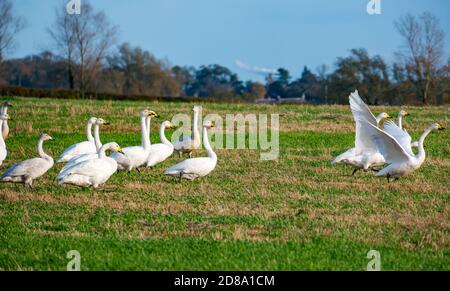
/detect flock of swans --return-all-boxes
[332,90,444,182]
[0,91,444,188]
[0,105,217,188]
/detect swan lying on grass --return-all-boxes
[145,121,177,168]
[57,117,98,163]
[359,119,444,182]
[61,118,109,171]
[112,109,158,172]
[332,90,390,174]
[0,113,12,166]
[165,120,217,181]
[1,133,54,187]
[57,142,124,188]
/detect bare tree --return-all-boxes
[395,12,445,104]
[49,1,117,97]
[0,0,25,75]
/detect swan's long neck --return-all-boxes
[192,110,200,143]
[160,123,172,147]
[141,116,151,150]
[37,138,52,161]
[0,120,5,148]
[375,116,383,127]
[417,127,433,163]
[146,116,151,141]
[86,121,94,142]
[203,127,216,161]
[398,114,403,129]
[98,143,112,159]
[93,123,102,150]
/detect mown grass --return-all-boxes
[0,97,449,270]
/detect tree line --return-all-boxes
[0,0,448,104]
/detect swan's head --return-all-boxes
[1,101,12,108]
[377,112,391,120]
[108,142,124,155]
[142,110,159,118]
[88,117,98,124]
[203,120,215,129]
[162,121,177,129]
[430,123,445,131]
[399,110,409,117]
[40,133,54,141]
[0,113,12,121]
[95,118,110,125]
[193,106,202,112]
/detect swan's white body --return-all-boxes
[57,117,98,163]
[332,90,387,171]
[1,134,54,186]
[165,123,217,180]
[1,102,11,140]
[359,120,443,180]
[145,121,176,168]
[173,106,201,157]
[0,116,9,166]
[112,110,156,171]
[57,142,122,188]
[61,118,107,171]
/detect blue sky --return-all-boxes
[11,0,450,82]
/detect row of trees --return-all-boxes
[0,0,448,104]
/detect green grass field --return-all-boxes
[0,97,449,270]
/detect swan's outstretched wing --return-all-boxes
[359,119,413,164]
[349,91,379,153]
[383,120,414,156]
[349,90,377,126]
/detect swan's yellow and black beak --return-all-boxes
[117,147,124,155]
[437,124,445,131]
[386,114,392,119]
[104,121,110,125]
[147,111,159,118]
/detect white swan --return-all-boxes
[359,119,444,182]
[1,101,12,140]
[390,110,419,148]
[0,113,12,166]
[173,106,202,158]
[165,120,217,180]
[332,90,390,174]
[1,133,54,187]
[112,109,158,172]
[57,142,124,188]
[145,121,177,168]
[61,118,109,171]
[57,117,98,163]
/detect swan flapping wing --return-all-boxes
[383,120,414,156]
[349,91,379,154]
[359,119,413,164]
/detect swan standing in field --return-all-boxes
[392,110,419,148]
[57,142,124,188]
[0,113,12,166]
[1,133,54,187]
[332,90,390,174]
[61,118,109,171]
[1,101,12,140]
[145,121,177,168]
[359,119,444,182]
[173,106,202,158]
[112,109,158,172]
[165,120,217,181]
[57,117,98,163]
